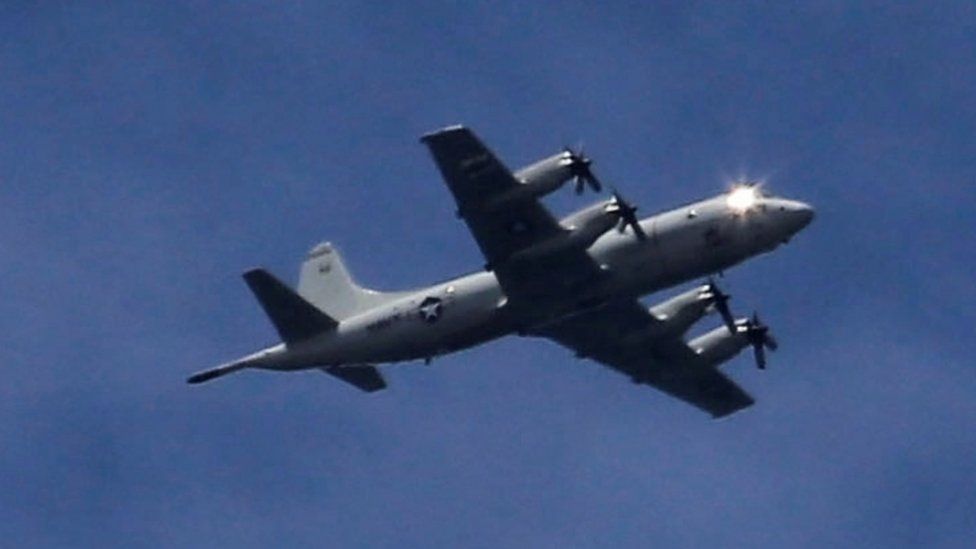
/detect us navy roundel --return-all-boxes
[418,296,443,323]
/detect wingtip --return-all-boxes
[362,382,388,393]
[241,267,267,280]
[710,399,756,420]
[420,124,467,142]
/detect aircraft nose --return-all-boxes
[783,200,815,233]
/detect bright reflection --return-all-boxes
[727,186,759,212]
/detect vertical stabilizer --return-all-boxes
[298,242,410,320]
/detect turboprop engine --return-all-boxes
[688,313,779,369]
[487,148,602,209]
[515,147,603,195]
[613,280,737,344]
[509,193,648,264]
[646,284,725,338]
[558,200,621,245]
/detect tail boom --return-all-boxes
[187,360,247,384]
[187,346,286,385]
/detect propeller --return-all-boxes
[742,312,778,369]
[608,190,647,240]
[563,146,603,194]
[705,277,736,333]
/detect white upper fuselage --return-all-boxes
[252,191,814,370]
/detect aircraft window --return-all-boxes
[687,209,698,219]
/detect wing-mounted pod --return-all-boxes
[487,148,602,209]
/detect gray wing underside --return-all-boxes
[421,126,603,302]
[421,126,563,265]
[533,300,755,418]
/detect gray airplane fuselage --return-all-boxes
[244,193,813,371]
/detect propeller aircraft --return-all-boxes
[188,126,814,418]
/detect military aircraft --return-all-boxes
[188,125,814,418]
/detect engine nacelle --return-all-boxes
[688,324,750,367]
[514,151,577,193]
[644,285,715,338]
[508,201,617,263]
[557,201,623,251]
[487,152,576,209]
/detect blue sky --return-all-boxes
[2,2,974,547]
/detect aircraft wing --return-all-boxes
[421,126,565,266]
[532,300,755,418]
[422,126,603,302]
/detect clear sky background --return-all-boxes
[2,2,974,547]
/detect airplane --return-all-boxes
[187,125,814,418]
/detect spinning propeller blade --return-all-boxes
[743,312,777,370]
[563,146,603,194]
[609,190,647,240]
[706,277,737,333]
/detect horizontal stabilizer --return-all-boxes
[187,362,246,384]
[243,268,338,345]
[321,366,387,392]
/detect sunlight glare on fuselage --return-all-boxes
[726,186,759,212]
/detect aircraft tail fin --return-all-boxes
[298,242,410,320]
[243,268,338,345]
